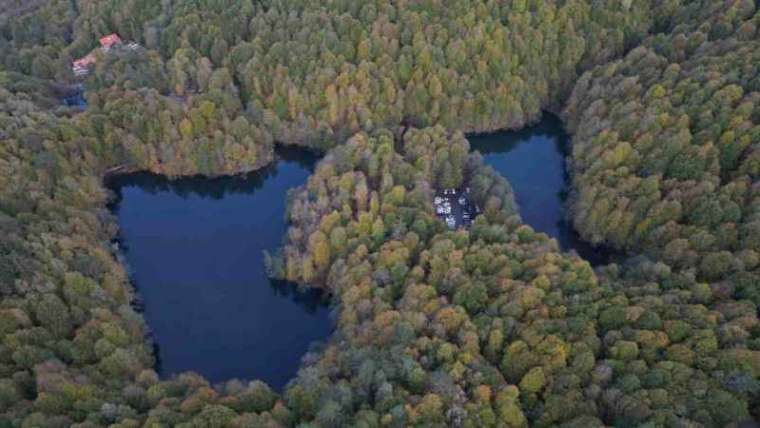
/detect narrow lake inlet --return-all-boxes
[469,114,613,266]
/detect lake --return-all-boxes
[469,114,612,265]
[107,147,332,390]
[107,117,609,390]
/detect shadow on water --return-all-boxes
[106,146,319,201]
[60,84,87,108]
[106,146,332,390]
[275,143,321,171]
[469,114,623,266]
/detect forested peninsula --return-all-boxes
[0,0,758,426]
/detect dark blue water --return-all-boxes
[108,147,332,390]
[62,85,87,108]
[62,91,86,107]
[469,115,612,265]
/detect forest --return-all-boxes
[0,0,757,426]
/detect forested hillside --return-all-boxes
[3,0,679,146]
[0,0,758,426]
[563,0,760,303]
[275,129,758,426]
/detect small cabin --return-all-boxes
[72,53,97,76]
[99,34,122,51]
[71,33,124,76]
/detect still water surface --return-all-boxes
[108,147,331,390]
[469,114,612,265]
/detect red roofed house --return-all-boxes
[99,34,122,51]
[72,53,97,76]
[72,34,123,77]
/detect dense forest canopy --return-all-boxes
[0,0,757,426]
[2,0,680,144]
[563,0,760,305]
